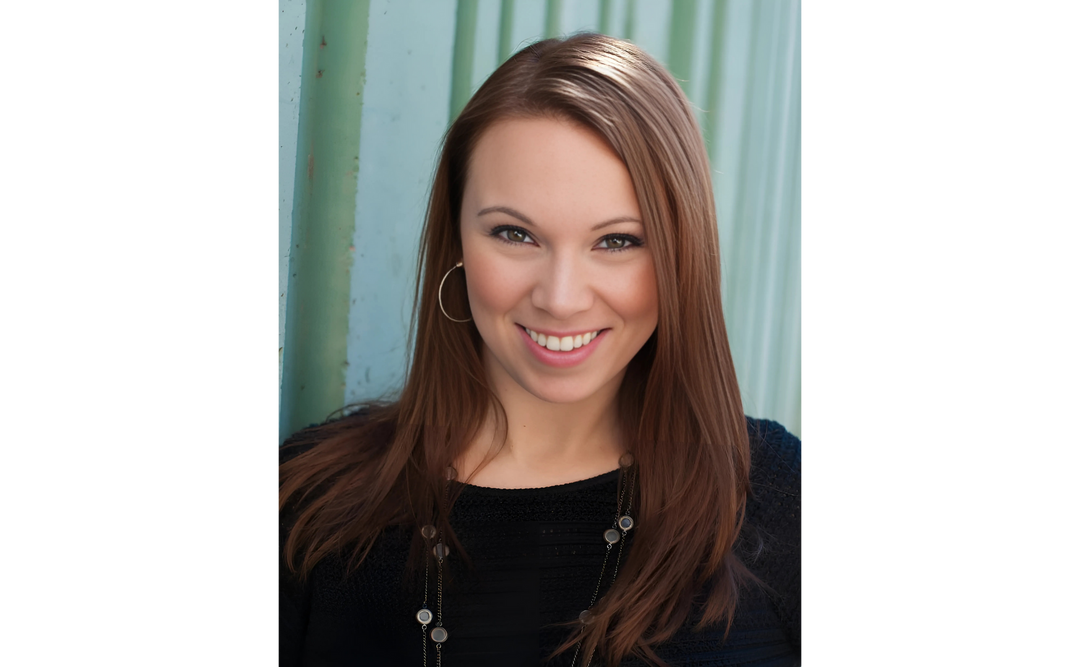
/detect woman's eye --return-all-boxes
[597,234,643,251]
[491,226,534,245]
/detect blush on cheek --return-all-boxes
[462,253,530,341]
[607,262,659,327]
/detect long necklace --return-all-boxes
[415,454,637,667]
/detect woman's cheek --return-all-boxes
[466,253,529,322]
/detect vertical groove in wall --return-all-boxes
[794,105,803,436]
[666,0,697,95]
[545,0,562,38]
[753,0,787,414]
[772,0,801,435]
[740,0,782,417]
[599,0,614,35]
[764,0,799,433]
[450,0,480,121]
[786,140,801,436]
[727,0,761,327]
[728,0,769,419]
[794,0,803,436]
[280,0,372,442]
[704,0,727,162]
[498,0,515,63]
[756,0,797,418]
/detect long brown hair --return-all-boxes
[280,33,752,666]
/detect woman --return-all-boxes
[281,33,799,667]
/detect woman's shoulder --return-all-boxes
[279,406,395,544]
[740,416,801,651]
[744,416,801,496]
[278,406,389,465]
[740,415,800,557]
[741,415,800,536]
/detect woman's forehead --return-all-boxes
[463,117,642,228]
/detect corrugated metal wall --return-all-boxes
[280,0,801,441]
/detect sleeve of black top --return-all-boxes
[279,430,319,667]
[279,512,308,666]
[746,417,801,653]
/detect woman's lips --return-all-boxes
[517,325,608,368]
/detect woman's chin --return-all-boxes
[525,386,599,405]
[513,373,620,406]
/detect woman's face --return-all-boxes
[459,116,658,405]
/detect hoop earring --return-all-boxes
[438,261,472,323]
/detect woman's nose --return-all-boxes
[530,253,594,320]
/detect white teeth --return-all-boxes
[525,328,601,352]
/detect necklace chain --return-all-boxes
[419,462,636,667]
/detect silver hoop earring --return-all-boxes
[438,261,472,323]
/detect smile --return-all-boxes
[523,327,601,352]
[517,325,609,369]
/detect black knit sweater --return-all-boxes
[280,417,800,666]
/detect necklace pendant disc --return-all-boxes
[618,515,634,531]
[619,453,635,468]
[420,524,437,540]
[430,626,449,643]
[433,542,450,559]
[416,608,433,625]
[579,609,595,624]
[603,528,621,544]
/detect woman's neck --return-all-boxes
[454,357,626,489]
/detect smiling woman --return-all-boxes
[281,34,799,667]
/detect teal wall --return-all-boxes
[280,0,801,440]
[279,0,306,381]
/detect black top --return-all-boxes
[281,417,800,666]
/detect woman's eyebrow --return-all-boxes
[477,205,642,231]
[478,206,536,227]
